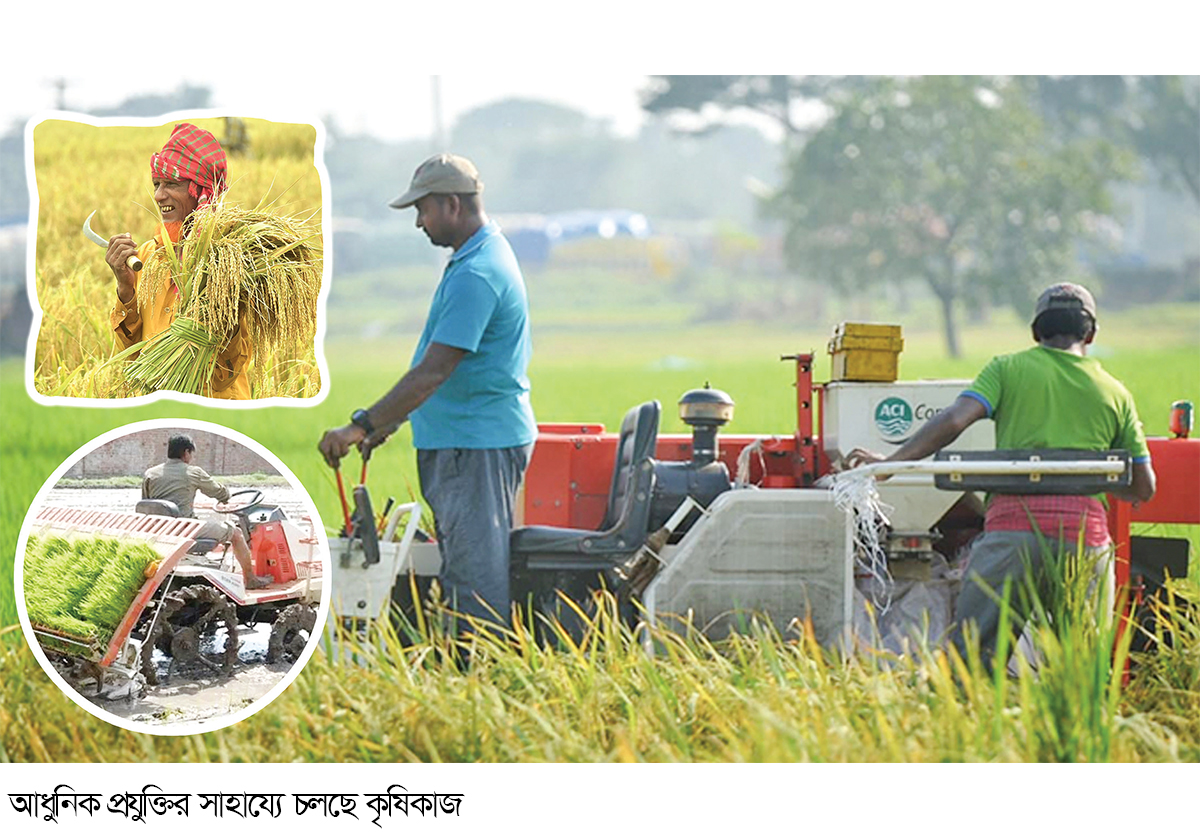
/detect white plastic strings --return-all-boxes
[823,468,894,613]
[734,438,769,488]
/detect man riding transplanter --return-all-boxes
[142,434,272,590]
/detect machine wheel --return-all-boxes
[267,603,317,663]
[146,585,239,681]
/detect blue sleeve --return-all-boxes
[428,270,498,353]
[961,390,993,417]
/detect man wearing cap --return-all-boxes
[319,153,536,632]
[846,283,1155,668]
[104,123,252,399]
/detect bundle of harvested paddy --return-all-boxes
[121,196,322,396]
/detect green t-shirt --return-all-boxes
[962,345,1150,462]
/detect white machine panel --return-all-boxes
[823,381,995,532]
[644,489,853,648]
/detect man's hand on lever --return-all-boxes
[318,424,366,469]
[360,421,401,462]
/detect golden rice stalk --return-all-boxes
[122,316,226,395]
[127,197,321,395]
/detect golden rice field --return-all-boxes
[30,117,324,400]
[1,578,1198,763]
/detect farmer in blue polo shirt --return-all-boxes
[320,154,536,631]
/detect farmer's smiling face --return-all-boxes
[153,177,198,223]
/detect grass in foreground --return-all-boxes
[2,578,1197,763]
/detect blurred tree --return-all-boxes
[1130,76,1200,204]
[0,132,26,223]
[606,122,780,223]
[446,97,779,225]
[449,98,620,212]
[768,76,1131,357]
[1024,75,1199,205]
[640,75,866,145]
[326,134,428,221]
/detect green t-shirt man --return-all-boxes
[845,282,1157,511]
[962,344,1150,462]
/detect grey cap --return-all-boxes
[389,153,483,209]
[1033,282,1097,322]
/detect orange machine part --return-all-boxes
[250,522,297,584]
[523,430,801,529]
[1108,436,1200,649]
[1131,437,1200,526]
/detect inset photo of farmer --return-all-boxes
[28,114,327,403]
[16,420,329,735]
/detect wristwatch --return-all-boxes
[350,409,375,435]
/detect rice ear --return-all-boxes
[119,199,321,397]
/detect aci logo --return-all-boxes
[874,397,913,442]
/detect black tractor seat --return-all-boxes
[511,400,660,576]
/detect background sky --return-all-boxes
[2,2,1189,144]
[2,70,652,142]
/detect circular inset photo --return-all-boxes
[15,419,329,735]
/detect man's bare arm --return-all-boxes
[888,395,987,461]
[845,395,988,469]
[318,342,466,467]
[366,342,466,430]
[1110,460,1156,505]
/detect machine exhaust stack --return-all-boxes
[678,383,735,466]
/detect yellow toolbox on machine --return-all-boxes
[828,322,904,382]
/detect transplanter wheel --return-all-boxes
[145,584,239,682]
[267,603,317,663]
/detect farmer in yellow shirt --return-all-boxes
[104,123,252,400]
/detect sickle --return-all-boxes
[83,210,142,271]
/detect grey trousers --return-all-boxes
[195,514,237,542]
[417,444,533,630]
[949,529,1114,670]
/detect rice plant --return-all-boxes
[119,198,322,397]
[30,117,324,400]
[22,535,159,643]
[2,583,1196,762]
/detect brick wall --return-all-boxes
[64,428,276,479]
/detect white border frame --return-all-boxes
[23,109,332,408]
[13,417,332,736]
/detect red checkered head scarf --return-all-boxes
[150,123,228,206]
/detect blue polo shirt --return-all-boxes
[409,221,537,449]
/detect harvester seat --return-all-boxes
[135,499,220,555]
[511,400,660,572]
